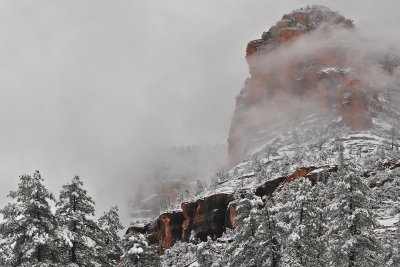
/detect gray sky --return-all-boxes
[0,0,399,226]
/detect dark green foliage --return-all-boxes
[56,176,102,266]
[96,206,124,266]
[120,231,161,267]
[0,171,59,266]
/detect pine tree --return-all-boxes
[196,237,223,267]
[310,182,330,265]
[96,206,124,266]
[0,234,13,266]
[372,169,400,214]
[374,169,400,265]
[276,178,328,267]
[387,221,400,266]
[120,231,161,267]
[325,165,381,267]
[220,195,264,267]
[56,176,100,267]
[256,197,281,267]
[194,179,206,196]
[162,240,197,267]
[0,171,59,266]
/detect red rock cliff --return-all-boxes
[127,6,400,254]
[132,165,338,253]
[147,211,184,253]
[228,6,380,166]
[142,193,235,253]
[182,193,234,242]
[127,160,400,253]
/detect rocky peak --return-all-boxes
[127,7,400,260]
[246,6,353,57]
[228,6,398,166]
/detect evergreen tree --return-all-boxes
[196,237,223,267]
[120,231,161,267]
[162,240,197,267]
[0,234,13,266]
[96,206,124,266]
[310,182,330,265]
[194,179,206,196]
[325,165,381,267]
[56,176,100,267]
[387,221,400,266]
[0,171,58,266]
[276,178,328,267]
[220,195,263,267]
[375,168,400,204]
[255,197,281,267]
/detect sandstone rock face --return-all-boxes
[125,223,149,235]
[127,6,400,254]
[147,211,184,252]
[128,159,400,254]
[246,9,352,58]
[254,176,287,197]
[181,194,236,242]
[183,193,234,241]
[225,201,237,229]
[340,79,372,130]
[254,165,337,197]
[133,165,338,253]
[181,202,197,242]
[284,167,319,184]
[143,193,235,253]
[228,6,378,166]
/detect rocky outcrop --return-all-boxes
[246,7,353,58]
[128,159,400,254]
[127,6,400,253]
[181,202,197,242]
[131,164,338,253]
[143,193,235,253]
[147,211,184,252]
[255,176,287,197]
[228,6,380,166]
[126,161,400,253]
[126,158,400,252]
[225,202,237,229]
[182,193,234,241]
[340,79,372,130]
[284,167,319,184]
[125,223,149,235]
[255,165,338,197]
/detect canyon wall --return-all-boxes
[128,164,338,253]
[228,7,375,166]
[127,160,400,253]
[127,6,400,255]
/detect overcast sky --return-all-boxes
[0,0,399,226]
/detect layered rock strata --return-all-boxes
[227,6,393,166]
[131,164,338,253]
[128,160,400,253]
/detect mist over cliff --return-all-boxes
[1,1,400,266]
[0,1,399,228]
[228,6,400,165]
[129,6,400,267]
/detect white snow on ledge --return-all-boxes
[319,67,353,74]
[377,214,399,228]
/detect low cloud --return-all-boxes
[0,1,399,226]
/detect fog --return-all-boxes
[0,0,399,226]
[230,18,400,163]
